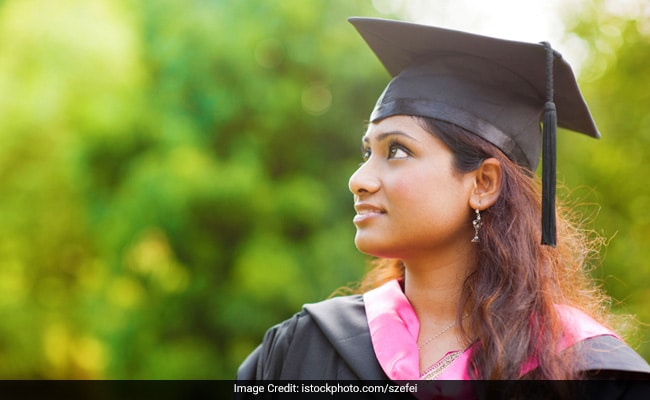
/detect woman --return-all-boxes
[237,17,650,393]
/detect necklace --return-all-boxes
[417,314,468,350]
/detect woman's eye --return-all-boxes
[388,144,409,159]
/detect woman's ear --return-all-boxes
[469,157,502,210]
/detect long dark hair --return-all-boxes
[355,116,614,380]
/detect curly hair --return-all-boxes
[353,116,615,381]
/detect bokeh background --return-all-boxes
[0,0,647,379]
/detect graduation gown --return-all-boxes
[237,293,650,398]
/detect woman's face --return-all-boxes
[348,115,475,260]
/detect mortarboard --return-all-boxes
[348,17,601,247]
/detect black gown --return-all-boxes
[237,295,650,398]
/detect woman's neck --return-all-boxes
[402,249,475,371]
[401,246,474,321]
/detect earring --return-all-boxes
[471,208,482,243]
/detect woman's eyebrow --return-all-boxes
[362,130,419,144]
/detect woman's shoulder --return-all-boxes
[261,294,366,340]
[252,293,365,332]
[574,334,650,378]
[303,293,365,321]
[264,293,368,348]
[556,305,650,377]
[237,293,382,380]
[570,336,650,399]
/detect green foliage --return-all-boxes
[0,0,380,378]
[0,0,647,379]
[559,0,650,358]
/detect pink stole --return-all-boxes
[363,279,618,381]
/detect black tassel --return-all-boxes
[542,101,557,246]
[541,42,557,247]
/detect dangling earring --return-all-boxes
[471,208,482,243]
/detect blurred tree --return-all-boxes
[0,0,385,378]
[559,0,650,358]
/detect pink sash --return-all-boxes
[363,279,617,381]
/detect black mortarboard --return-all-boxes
[349,17,600,246]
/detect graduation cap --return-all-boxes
[349,17,600,247]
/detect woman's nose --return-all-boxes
[348,162,381,196]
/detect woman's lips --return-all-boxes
[353,203,386,224]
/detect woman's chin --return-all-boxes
[354,235,396,258]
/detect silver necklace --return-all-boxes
[417,314,468,350]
